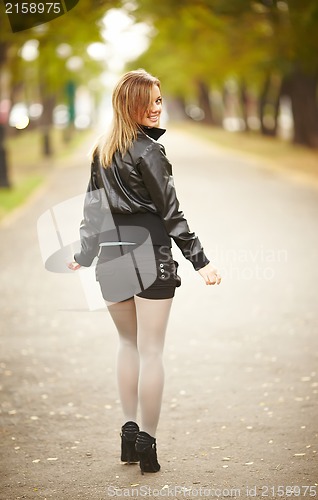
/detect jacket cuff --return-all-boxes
[74,252,95,267]
[190,250,210,271]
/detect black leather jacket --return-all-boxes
[74,127,209,271]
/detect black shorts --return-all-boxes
[95,245,181,302]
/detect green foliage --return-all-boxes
[131,3,230,97]
[0,0,119,96]
[128,0,318,96]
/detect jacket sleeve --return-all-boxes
[137,142,210,271]
[74,159,103,267]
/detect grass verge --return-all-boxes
[0,127,92,222]
[0,174,43,221]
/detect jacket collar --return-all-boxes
[138,126,166,141]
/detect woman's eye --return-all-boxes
[156,98,162,104]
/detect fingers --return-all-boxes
[206,272,222,285]
[197,263,222,286]
[67,261,81,271]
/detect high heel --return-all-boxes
[135,431,160,474]
[120,421,139,463]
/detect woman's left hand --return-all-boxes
[67,261,81,271]
[198,262,222,285]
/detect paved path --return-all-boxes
[1,128,317,499]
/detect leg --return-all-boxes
[107,298,139,422]
[134,295,173,437]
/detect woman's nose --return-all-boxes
[150,101,161,113]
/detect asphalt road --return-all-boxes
[1,127,317,499]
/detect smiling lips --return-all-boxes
[148,114,160,122]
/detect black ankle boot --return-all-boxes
[120,421,139,463]
[135,431,160,474]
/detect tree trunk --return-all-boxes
[286,69,318,148]
[166,96,189,121]
[0,125,10,187]
[40,94,56,156]
[272,82,281,137]
[259,74,281,137]
[240,80,249,132]
[197,80,214,124]
[259,75,270,135]
[0,42,11,188]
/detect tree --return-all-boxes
[0,0,118,185]
[129,2,231,123]
[127,0,318,147]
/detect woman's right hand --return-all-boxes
[67,261,81,271]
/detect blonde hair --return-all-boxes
[95,69,161,168]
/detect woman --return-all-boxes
[67,69,221,474]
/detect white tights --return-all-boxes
[106,295,173,437]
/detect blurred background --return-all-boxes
[1,4,318,493]
[0,0,318,218]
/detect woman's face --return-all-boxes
[138,85,162,128]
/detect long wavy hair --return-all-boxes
[94,69,161,168]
